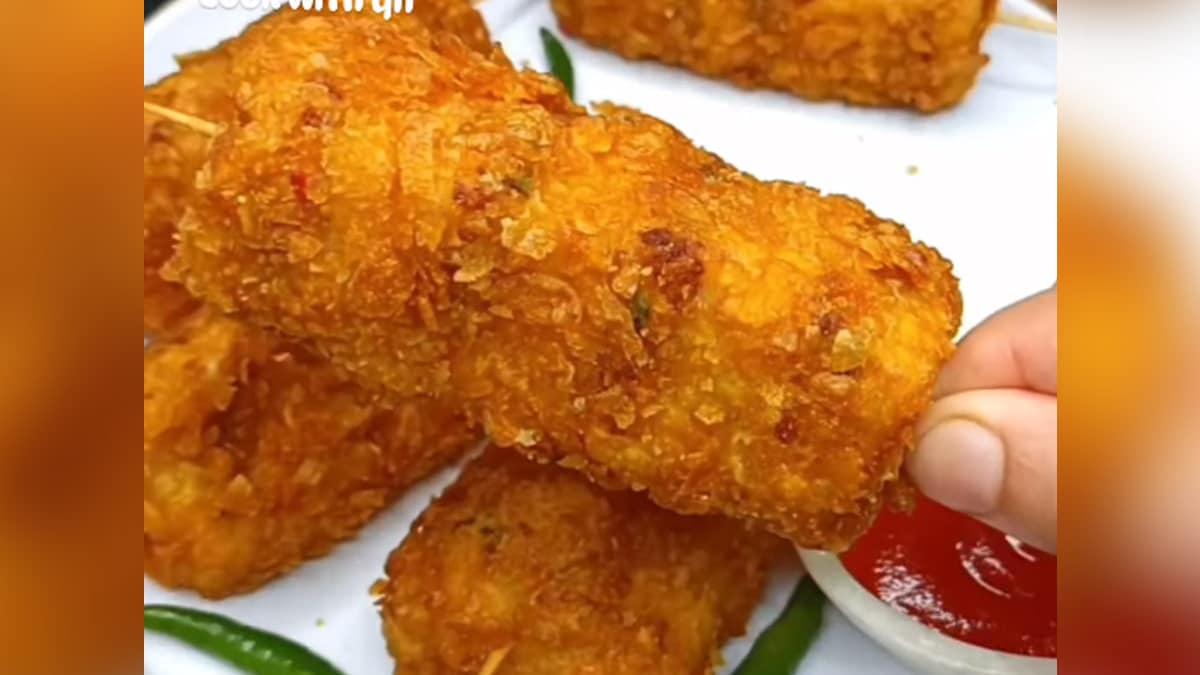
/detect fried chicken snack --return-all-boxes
[143,1,494,336]
[169,14,962,550]
[552,0,998,112]
[377,448,782,675]
[143,311,476,597]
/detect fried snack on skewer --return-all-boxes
[143,3,493,597]
[377,448,784,675]
[144,49,231,336]
[168,14,962,551]
[551,0,998,112]
[143,310,477,598]
[143,1,496,336]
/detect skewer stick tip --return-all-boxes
[477,645,512,675]
[143,101,222,136]
[996,12,1057,34]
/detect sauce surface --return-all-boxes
[841,494,1057,657]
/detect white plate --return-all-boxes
[143,2,1056,673]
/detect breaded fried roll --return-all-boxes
[143,311,476,597]
[143,0,496,336]
[168,13,961,550]
[143,1,495,596]
[377,448,782,675]
[552,0,998,111]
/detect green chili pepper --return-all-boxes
[539,28,575,100]
[731,576,825,675]
[631,288,652,334]
[144,605,344,675]
[506,175,536,195]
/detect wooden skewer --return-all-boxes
[996,12,1057,34]
[477,645,512,675]
[143,101,222,136]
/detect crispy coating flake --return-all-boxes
[143,311,476,597]
[144,49,231,336]
[143,3,492,596]
[142,2,494,336]
[377,448,783,675]
[552,0,998,112]
[169,14,962,550]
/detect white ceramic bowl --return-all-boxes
[798,549,1057,675]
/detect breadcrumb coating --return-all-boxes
[143,4,491,596]
[377,448,783,675]
[169,13,962,550]
[143,2,494,336]
[551,0,998,112]
[143,311,476,597]
[144,49,232,336]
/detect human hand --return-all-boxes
[907,288,1057,552]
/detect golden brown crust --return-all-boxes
[142,3,492,596]
[378,449,783,675]
[143,310,476,597]
[551,0,998,112]
[143,49,232,336]
[169,14,962,550]
[143,2,495,337]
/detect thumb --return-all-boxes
[907,387,1058,552]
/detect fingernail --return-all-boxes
[909,418,1005,515]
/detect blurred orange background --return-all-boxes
[1058,2,1200,672]
[1059,143,1200,674]
[0,1,139,673]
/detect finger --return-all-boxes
[908,387,1058,551]
[936,287,1058,397]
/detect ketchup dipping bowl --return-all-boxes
[798,495,1057,675]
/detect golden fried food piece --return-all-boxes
[377,448,783,675]
[143,1,495,336]
[143,1,491,598]
[169,13,961,550]
[552,0,998,112]
[144,49,232,336]
[143,311,476,597]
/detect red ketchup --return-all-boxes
[841,494,1057,657]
